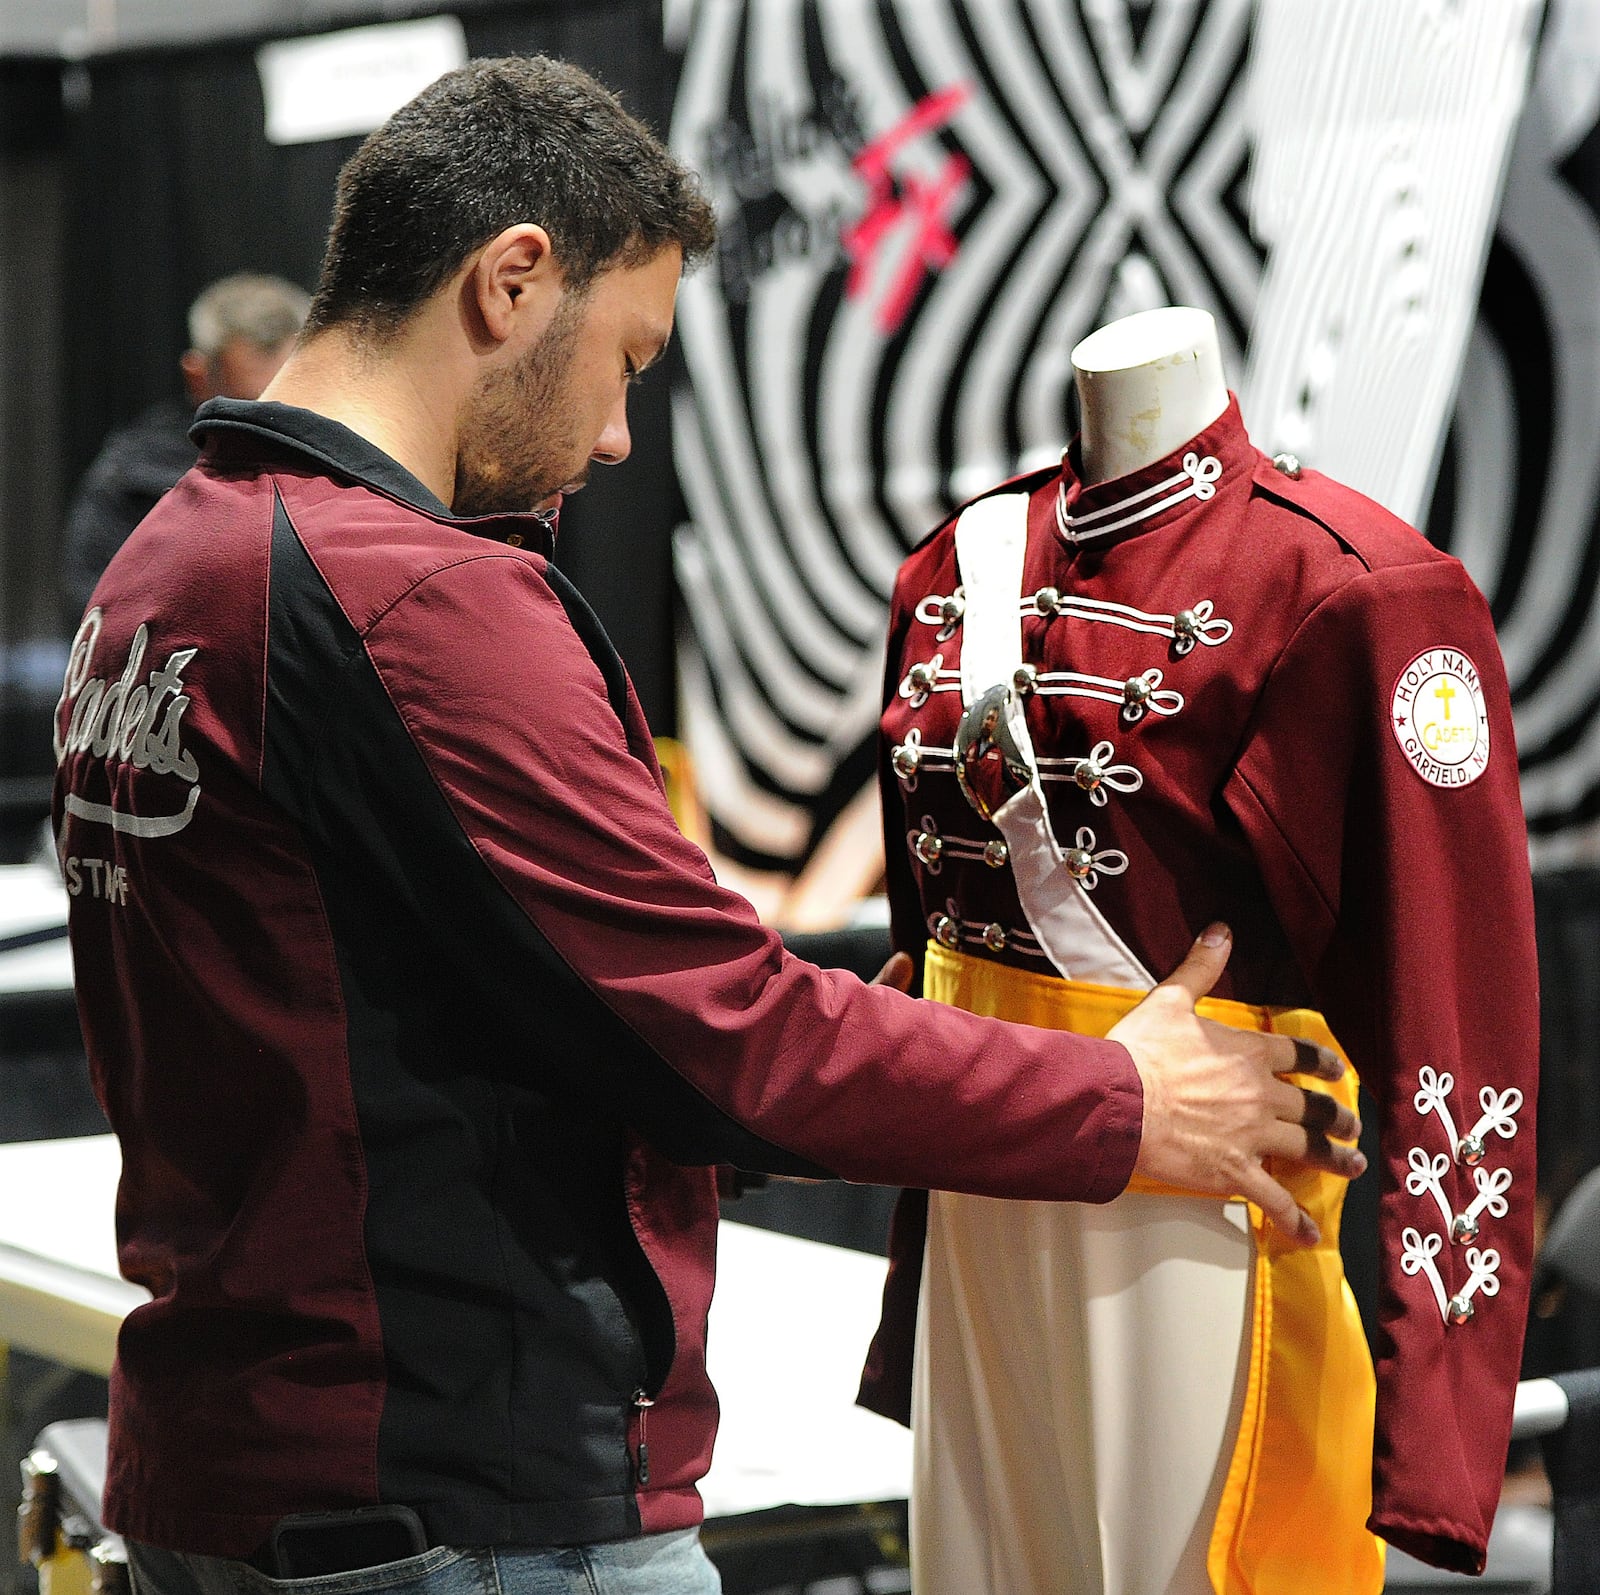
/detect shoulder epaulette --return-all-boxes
[1248,453,1448,575]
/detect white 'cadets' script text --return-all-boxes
[54,609,199,782]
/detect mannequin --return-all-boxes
[864,305,1537,1592]
[908,308,1255,1595]
[1074,306,1228,487]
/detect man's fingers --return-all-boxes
[1151,922,1233,1008]
[1191,1025,1361,1142]
[1262,1076,1360,1143]
[1297,1085,1351,1140]
[870,951,915,992]
[1258,1120,1369,1179]
[1235,1164,1320,1248]
[1120,934,1365,1230]
[1287,1035,1345,1082]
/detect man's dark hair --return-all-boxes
[304,55,717,337]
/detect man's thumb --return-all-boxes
[1154,923,1232,1007]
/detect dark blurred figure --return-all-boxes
[59,273,309,622]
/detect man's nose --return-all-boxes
[591,392,632,466]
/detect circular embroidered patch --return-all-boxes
[1390,648,1490,787]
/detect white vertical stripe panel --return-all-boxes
[663,0,698,51]
[1240,0,1542,526]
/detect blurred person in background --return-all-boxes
[59,272,309,621]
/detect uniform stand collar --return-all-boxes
[1054,392,1252,552]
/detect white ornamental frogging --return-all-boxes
[913,586,1235,655]
[890,728,1142,807]
[1404,1067,1521,1325]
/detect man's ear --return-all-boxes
[466,223,560,347]
[179,349,215,407]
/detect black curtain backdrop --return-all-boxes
[55,0,677,728]
[0,60,70,825]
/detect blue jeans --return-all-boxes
[127,1531,722,1595]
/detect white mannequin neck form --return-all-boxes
[1072,306,1228,487]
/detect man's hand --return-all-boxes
[1109,923,1365,1247]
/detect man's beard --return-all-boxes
[453,294,585,518]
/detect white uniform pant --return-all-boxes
[910,1189,1254,1595]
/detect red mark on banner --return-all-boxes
[842,83,972,336]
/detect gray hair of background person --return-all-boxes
[187,273,310,357]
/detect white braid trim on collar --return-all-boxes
[1056,451,1223,544]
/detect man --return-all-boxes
[53,56,1362,1595]
[59,272,309,620]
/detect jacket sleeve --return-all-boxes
[356,551,1143,1204]
[1223,557,1538,1574]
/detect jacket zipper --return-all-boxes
[631,1388,655,1488]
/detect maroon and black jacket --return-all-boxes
[52,399,1143,1559]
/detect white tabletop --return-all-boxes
[0,1134,910,1513]
[703,1218,911,1515]
[0,863,74,998]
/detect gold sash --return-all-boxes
[923,942,1384,1595]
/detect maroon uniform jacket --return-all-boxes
[862,397,1538,1575]
[52,400,1143,1558]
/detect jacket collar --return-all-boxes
[1053,391,1253,552]
[190,398,556,556]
